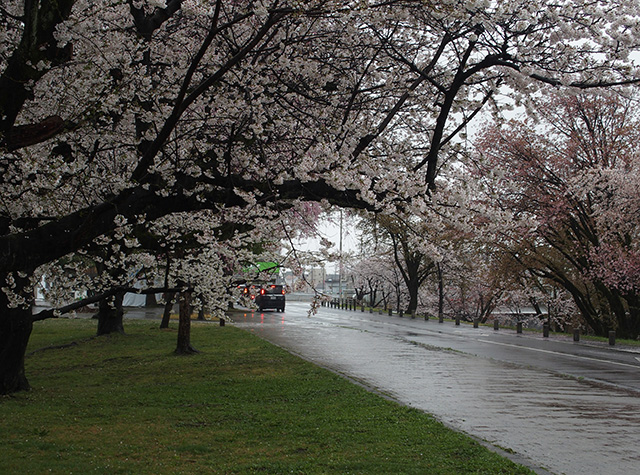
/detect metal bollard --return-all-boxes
[473,318,479,328]
[399,310,403,317]
[424,314,429,321]
[517,322,523,334]
[388,309,393,316]
[543,323,549,338]
[455,316,460,326]
[439,315,444,323]
[219,318,225,327]
[609,330,616,346]
[494,320,499,330]
[361,305,365,312]
[573,329,580,342]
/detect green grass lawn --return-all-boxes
[1,318,533,474]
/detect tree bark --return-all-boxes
[437,263,444,321]
[145,292,157,306]
[0,273,33,394]
[160,292,175,329]
[175,290,198,354]
[96,291,125,335]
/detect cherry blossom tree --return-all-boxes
[349,253,397,308]
[2,0,640,394]
[474,92,640,338]
[439,242,508,323]
[356,212,440,313]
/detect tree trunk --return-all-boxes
[407,288,418,314]
[437,263,444,321]
[160,292,175,329]
[405,262,420,313]
[96,291,125,335]
[197,298,206,321]
[620,293,640,340]
[145,291,157,306]
[0,273,33,394]
[175,290,198,355]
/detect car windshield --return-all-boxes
[263,285,283,294]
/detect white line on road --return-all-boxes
[476,339,640,370]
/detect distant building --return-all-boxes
[282,268,353,297]
[323,272,353,298]
[306,267,326,289]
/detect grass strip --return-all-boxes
[1,318,533,474]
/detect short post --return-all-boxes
[517,322,523,334]
[424,314,429,321]
[388,308,392,316]
[219,318,225,327]
[439,315,444,323]
[361,305,364,312]
[543,323,549,338]
[473,318,479,328]
[369,307,373,313]
[573,329,580,342]
[399,310,403,317]
[494,320,499,331]
[609,330,616,346]
[455,316,460,326]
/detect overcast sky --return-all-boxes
[290,213,360,273]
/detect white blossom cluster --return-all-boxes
[2,0,640,313]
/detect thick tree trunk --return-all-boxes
[96,291,125,335]
[0,273,33,394]
[160,292,175,329]
[406,289,418,314]
[145,292,157,306]
[175,290,198,355]
[405,263,420,313]
[612,292,640,340]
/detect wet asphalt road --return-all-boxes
[231,301,640,475]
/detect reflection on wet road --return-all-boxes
[234,302,640,475]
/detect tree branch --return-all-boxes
[32,285,183,322]
[129,0,184,41]
[0,0,75,137]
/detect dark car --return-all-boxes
[255,284,286,312]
